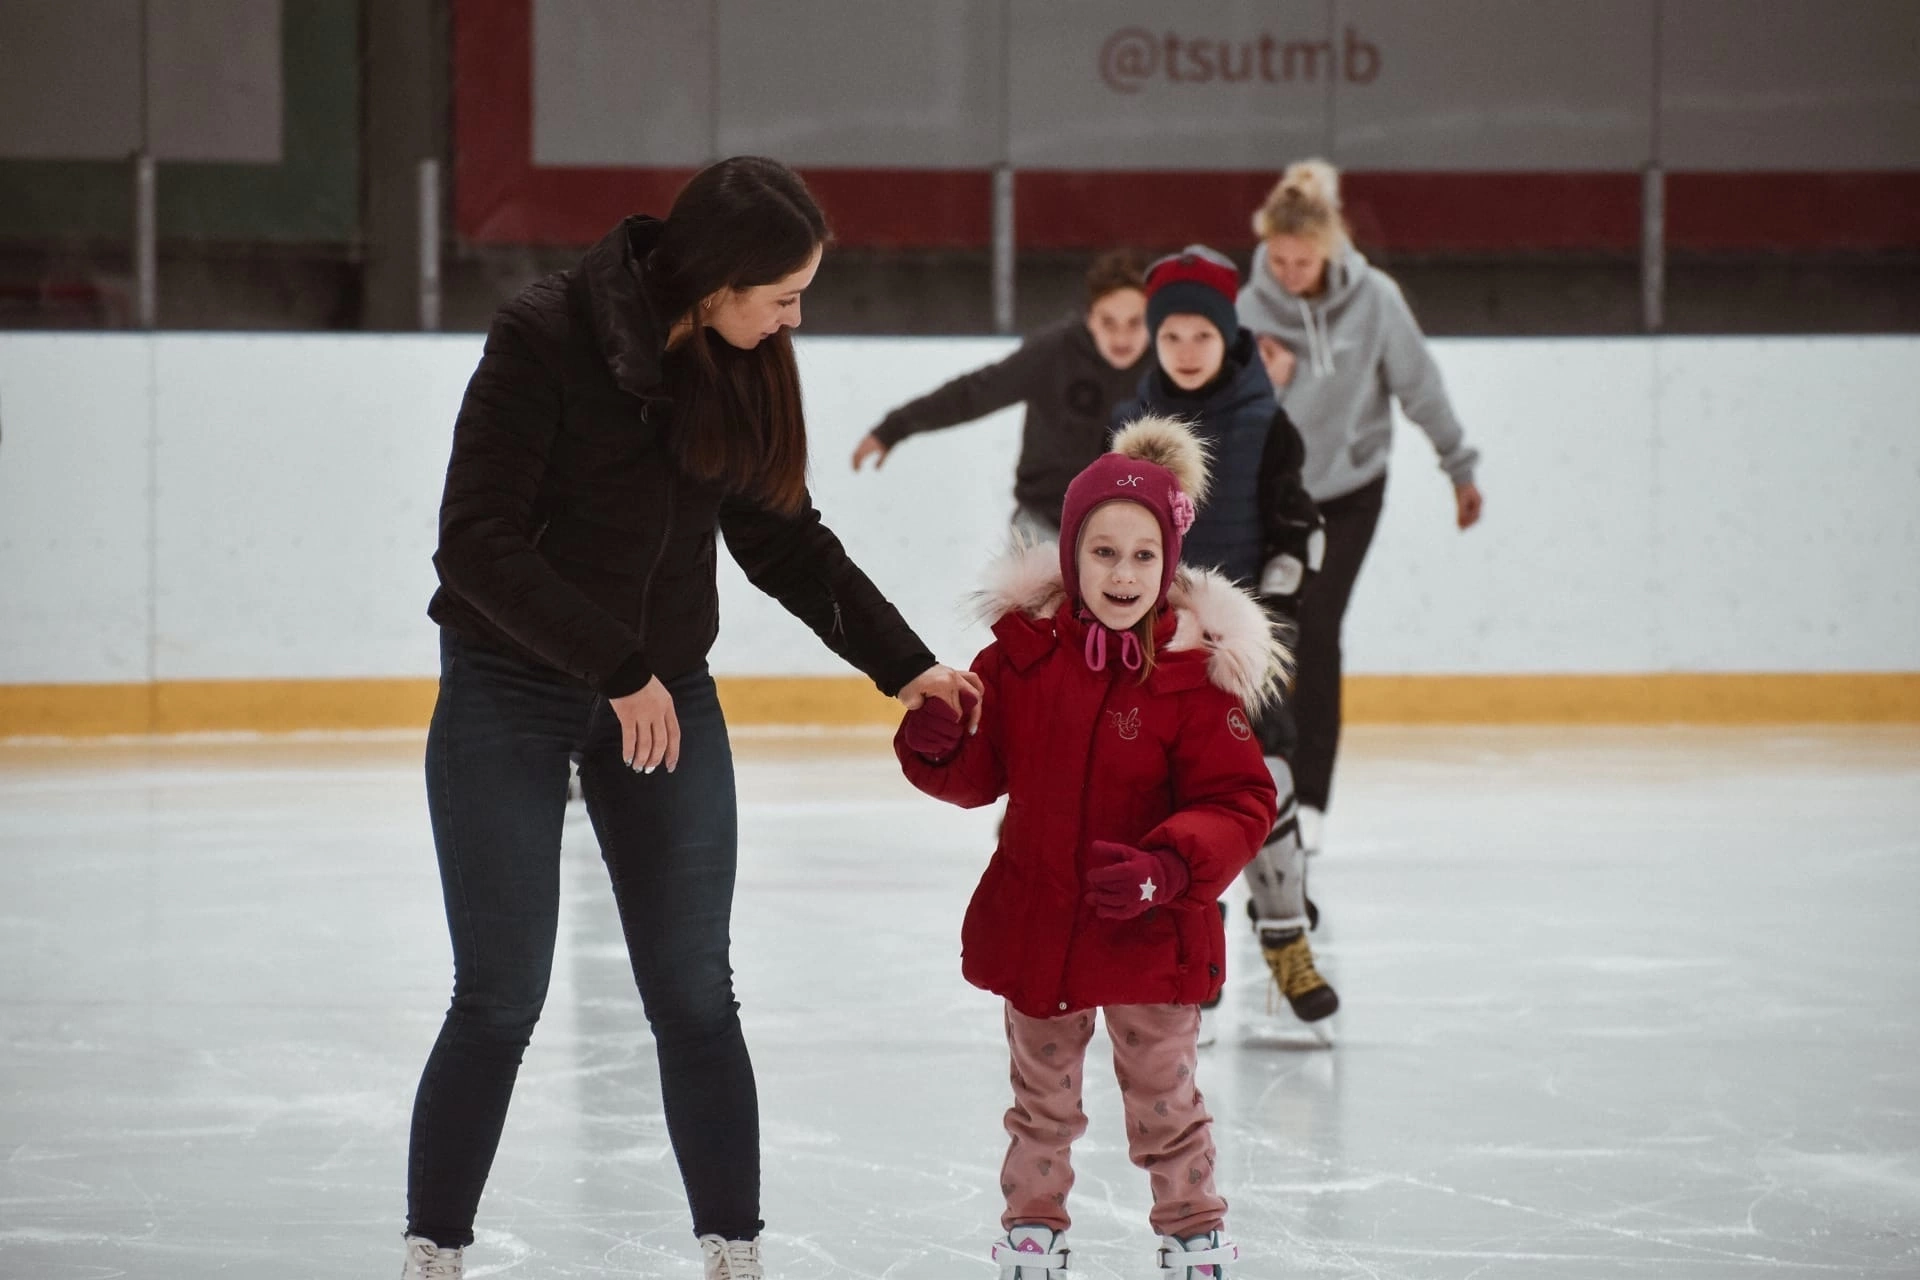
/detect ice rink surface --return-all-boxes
[2,725,1917,1279]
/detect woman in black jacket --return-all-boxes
[404,158,980,1280]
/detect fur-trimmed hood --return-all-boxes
[973,537,1290,710]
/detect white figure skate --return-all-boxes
[400,1236,463,1279]
[993,1224,1071,1278]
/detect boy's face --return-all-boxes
[1087,287,1149,370]
[1156,314,1227,392]
[1076,501,1163,632]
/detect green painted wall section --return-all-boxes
[0,1,360,244]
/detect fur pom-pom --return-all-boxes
[1110,414,1211,509]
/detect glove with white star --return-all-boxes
[1084,840,1190,920]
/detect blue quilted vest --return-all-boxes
[1113,334,1275,587]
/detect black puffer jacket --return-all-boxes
[429,216,935,699]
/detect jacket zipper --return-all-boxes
[635,472,677,643]
[1057,663,1122,1013]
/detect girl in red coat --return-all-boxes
[896,416,1286,1280]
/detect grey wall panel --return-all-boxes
[532,0,713,167]
[714,0,1004,167]
[148,0,283,163]
[1332,0,1655,171]
[1009,0,1330,170]
[1661,0,1920,170]
[0,0,143,160]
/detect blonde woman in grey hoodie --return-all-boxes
[1237,160,1484,854]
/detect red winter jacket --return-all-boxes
[897,542,1285,1018]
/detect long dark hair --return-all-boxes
[645,157,827,515]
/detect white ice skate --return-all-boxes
[400,1236,463,1279]
[1157,1228,1238,1278]
[993,1224,1071,1278]
[699,1235,763,1280]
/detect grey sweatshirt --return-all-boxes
[1238,244,1478,503]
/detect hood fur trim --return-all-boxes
[1166,565,1292,711]
[972,539,1289,709]
[969,533,1067,626]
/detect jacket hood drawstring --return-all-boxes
[1080,611,1144,673]
[1296,297,1335,377]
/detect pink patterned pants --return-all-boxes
[999,1002,1225,1237]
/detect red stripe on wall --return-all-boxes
[450,0,533,244]
[451,2,991,247]
[1667,173,1920,253]
[451,3,1920,253]
[806,171,993,249]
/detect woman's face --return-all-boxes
[1076,501,1163,632]
[1086,287,1149,370]
[705,244,824,349]
[1265,233,1329,298]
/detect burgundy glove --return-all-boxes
[901,688,978,761]
[1084,841,1190,920]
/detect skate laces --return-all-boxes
[1270,934,1325,1000]
[699,1236,763,1280]
[405,1238,464,1279]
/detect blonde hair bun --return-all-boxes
[1253,157,1349,245]
[1281,159,1341,210]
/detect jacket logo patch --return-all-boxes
[1226,708,1253,741]
[1108,707,1142,741]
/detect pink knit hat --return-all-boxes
[1057,415,1212,609]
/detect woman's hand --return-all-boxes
[897,664,986,736]
[851,432,890,472]
[1455,483,1484,531]
[610,677,681,773]
[1256,333,1297,389]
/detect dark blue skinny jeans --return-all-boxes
[407,629,759,1247]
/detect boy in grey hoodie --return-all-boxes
[1236,160,1485,849]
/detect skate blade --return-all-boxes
[1240,1015,1336,1050]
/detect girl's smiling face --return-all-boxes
[1076,501,1163,631]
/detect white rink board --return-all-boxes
[150,334,476,680]
[0,335,154,683]
[1,332,1916,686]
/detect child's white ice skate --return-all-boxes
[993,1224,1071,1278]
[698,1235,763,1279]
[1157,1228,1238,1278]
[400,1236,463,1279]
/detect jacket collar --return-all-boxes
[974,538,1289,708]
[577,215,673,400]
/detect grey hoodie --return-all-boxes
[1238,244,1478,503]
